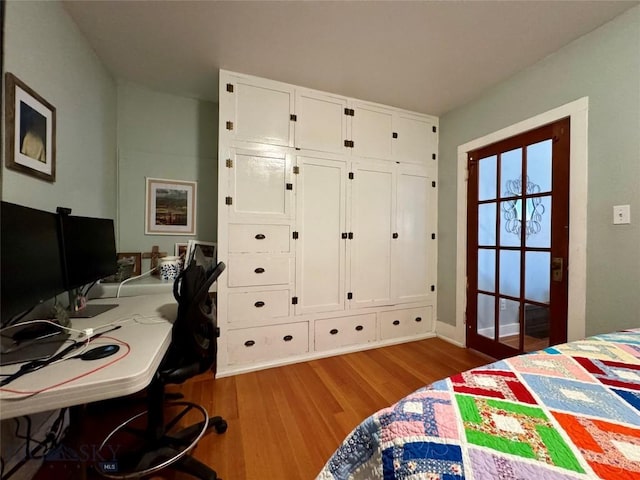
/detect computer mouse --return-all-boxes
[80,344,120,361]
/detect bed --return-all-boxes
[317,329,640,480]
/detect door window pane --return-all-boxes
[477,294,495,340]
[525,195,551,248]
[500,199,522,247]
[523,303,550,352]
[479,155,497,201]
[499,298,520,344]
[478,203,496,246]
[499,250,520,298]
[526,140,552,193]
[478,249,495,293]
[525,252,550,303]
[500,148,522,198]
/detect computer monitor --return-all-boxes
[58,213,118,291]
[0,202,67,325]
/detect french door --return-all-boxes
[466,118,570,359]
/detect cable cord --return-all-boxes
[116,266,156,298]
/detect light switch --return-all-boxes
[613,205,631,224]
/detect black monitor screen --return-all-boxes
[59,214,118,291]
[1,202,67,324]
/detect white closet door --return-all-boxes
[393,164,432,303]
[349,161,395,307]
[222,75,294,147]
[393,112,437,165]
[350,101,394,161]
[295,90,348,153]
[227,147,293,220]
[295,155,346,314]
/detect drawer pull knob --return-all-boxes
[415,316,422,322]
[355,325,364,331]
[283,335,293,342]
[254,267,265,274]
[393,320,400,326]
[255,234,266,240]
[244,340,256,347]
[254,301,265,308]
[330,328,339,335]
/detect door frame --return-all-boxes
[451,97,588,348]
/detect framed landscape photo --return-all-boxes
[174,242,189,259]
[145,178,197,235]
[4,73,56,182]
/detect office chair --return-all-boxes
[95,261,227,480]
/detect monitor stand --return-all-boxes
[68,304,118,318]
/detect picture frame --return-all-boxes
[186,240,216,267]
[145,177,197,235]
[174,242,189,259]
[117,252,142,277]
[4,73,56,182]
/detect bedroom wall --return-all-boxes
[438,5,640,337]
[2,0,117,219]
[116,81,218,270]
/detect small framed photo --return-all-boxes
[145,177,197,235]
[4,73,56,182]
[117,252,142,277]
[174,242,189,259]
[186,240,216,268]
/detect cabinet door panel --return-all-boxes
[295,156,346,314]
[295,90,347,153]
[222,76,294,147]
[394,113,437,164]
[350,102,394,160]
[228,148,292,220]
[393,165,432,302]
[350,162,394,307]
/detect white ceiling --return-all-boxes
[62,0,638,116]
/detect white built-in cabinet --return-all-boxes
[217,70,438,376]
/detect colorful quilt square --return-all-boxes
[521,374,640,425]
[574,356,640,390]
[613,388,640,413]
[508,353,595,383]
[382,441,464,479]
[554,411,640,479]
[455,395,584,473]
[552,340,638,363]
[451,369,536,404]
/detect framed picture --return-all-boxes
[145,178,197,235]
[186,240,216,267]
[117,252,142,277]
[174,242,189,259]
[4,73,56,182]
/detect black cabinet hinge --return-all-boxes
[348,232,354,240]
[430,285,436,292]
[292,231,299,239]
[286,183,293,190]
[226,121,233,130]
[431,233,436,239]
[432,126,437,133]
[347,292,353,300]
[344,108,355,116]
[432,153,437,160]
[292,296,298,305]
[348,172,354,180]
[392,132,398,139]
[225,158,233,168]
[344,140,354,148]
[225,196,233,205]
[290,114,297,122]
[432,181,437,188]
[293,166,300,174]
[341,232,348,239]
[226,83,234,93]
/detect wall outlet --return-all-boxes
[500,298,507,310]
[613,205,631,224]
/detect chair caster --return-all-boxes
[210,416,228,434]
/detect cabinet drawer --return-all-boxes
[314,314,376,352]
[228,255,291,287]
[228,289,290,324]
[229,224,291,253]
[227,322,308,365]
[379,307,432,340]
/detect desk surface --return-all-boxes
[0,293,175,419]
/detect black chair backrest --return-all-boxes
[171,261,225,375]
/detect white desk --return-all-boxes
[0,293,176,420]
[93,276,216,298]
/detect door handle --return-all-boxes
[551,257,563,282]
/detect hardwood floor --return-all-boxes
[35,338,488,480]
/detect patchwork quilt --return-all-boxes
[317,329,640,480]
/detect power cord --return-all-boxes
[116,266,156,298]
